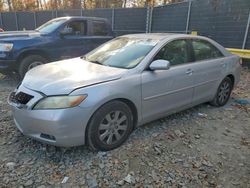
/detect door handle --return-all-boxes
[185,69,193,75]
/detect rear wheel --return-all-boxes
[210,77,233,106]
[18,55,47,78]
[87,101,134,151]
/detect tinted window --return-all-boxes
[61,21,86,36]
[93,21,108,36]
[154,39,189,66]
[192,40,224,61]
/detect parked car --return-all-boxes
[0,16,113,78]
[8,33,241,151]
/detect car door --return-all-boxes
[141,39,195,122]
[53,20,90,60]
[189,39,226,104]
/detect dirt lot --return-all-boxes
[0,69,250,188]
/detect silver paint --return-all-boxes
[8,33,241,147]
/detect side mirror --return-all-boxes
[149,59,170,71]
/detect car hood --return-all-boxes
[0,31,41,41]
[22,58,127,95]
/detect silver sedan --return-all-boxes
[8,34,241,151]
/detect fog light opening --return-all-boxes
[40,133,56,141]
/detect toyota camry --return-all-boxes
[8,33,241,151]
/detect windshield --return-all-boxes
[84,37,159,69]
[36,18,68,33]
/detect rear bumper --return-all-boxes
[234,64,241,88]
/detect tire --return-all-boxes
[87,101,134,151]
[18,55,47,78]
[210,77,233,107]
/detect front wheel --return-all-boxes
[210,77,233,106]
[18,55,47,78]
[87,101,134,151]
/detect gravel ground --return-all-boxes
[0,69,250,188]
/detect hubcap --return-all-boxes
[218,81,230,104]
[27,61,43,70]
[98,111,128,145]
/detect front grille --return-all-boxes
[9,92,34,105]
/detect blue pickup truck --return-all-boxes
[0,16,113,78]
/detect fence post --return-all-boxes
[185,0,192,34]
[15,12,19,30]
[149,7,153,33]
[146,6,149,33]
[146,7,153,33]
[111,8,115,31]
[242,11,250,49]
[34,12,37,29]
[0,12,3,28]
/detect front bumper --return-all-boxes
[8,85,93,147]
[0,59,16,74]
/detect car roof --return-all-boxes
[121,33,206,41]
[121,33,231,57]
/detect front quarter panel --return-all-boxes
[71,74,142,125]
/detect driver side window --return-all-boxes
[61,21,87,36]
[154,39,189,66]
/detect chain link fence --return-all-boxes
[0,0,249,49]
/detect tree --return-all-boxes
[0,0,4,11]
[0,0,185,11]
[6,0,12,11]
[12,0,24,11]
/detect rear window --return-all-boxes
[62,21,87,36]
[192,39,224,61]
[92,21,108,36]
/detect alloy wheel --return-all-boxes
[98,111,128,145]
[218,81,230,104]
[27,61,43,70]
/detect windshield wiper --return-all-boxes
[89,60,102,65]
[81,57,109,66]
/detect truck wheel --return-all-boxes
[18,55,47,78]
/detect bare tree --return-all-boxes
[6,0,12,11]
[83,0,86,9]
[42,0,47,9]
[0,0,4,11]
[39,0,43,9]
[123,0,127,8]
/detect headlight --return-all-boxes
[33,95,87,110]
[0,43,13,52]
